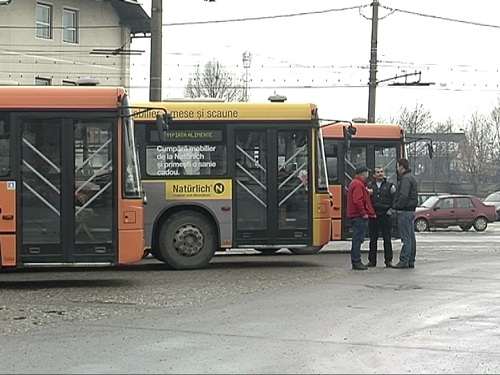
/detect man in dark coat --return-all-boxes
[367,167,396,267]
[393,158,419,268]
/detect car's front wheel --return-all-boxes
[473,217,488,232]
[414,218,429,232]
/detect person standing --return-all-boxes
[367,167,396,268]
[393,158,418,269]
[347,164,376,270]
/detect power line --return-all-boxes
[0,25,122,30]
[380,5,500,29]
[1,4,498,31]
[0,4,370,30]
[161,4,370,26]
[127,83,500,93]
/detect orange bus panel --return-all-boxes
[0,181,16,233]
[322,122,403,140]
[0,235,16,266]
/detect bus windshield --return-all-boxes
[316,129,328,191]
[121,95,141,198]
[322,122,405,241]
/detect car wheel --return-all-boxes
[473,217,488,232]
[414,218,429,232]
[459,225,472,231]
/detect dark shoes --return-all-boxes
[409,263,415,269]
[393,261,409,269]
[352,262,368,270]
[366,261,393,267]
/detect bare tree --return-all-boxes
[184,60,245,102]
[489,98,500,182]
[391,103,433,177]
[392,103,433,134]
[457,112,496,188]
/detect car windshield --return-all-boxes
[421,196,440,208]
[484,192,500,202]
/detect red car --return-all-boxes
[414,194,497,232]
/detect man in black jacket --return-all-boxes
[367,167,396,267]
[393,158,419,269]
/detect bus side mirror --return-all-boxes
[427,143,434,159]
[156,113,171,142]
[343,124,357,147]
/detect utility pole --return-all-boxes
[242,51,252,102]
[367,0,379,123]
[150,0,162,101]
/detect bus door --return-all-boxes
[341,143,368,238]
[233,128,310,246]
[339,142,400,239]
[16,115,115,265]
[324,139,342,240]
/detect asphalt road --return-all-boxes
[1,223,500,374]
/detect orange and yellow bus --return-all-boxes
[133,101,331,269]
[0,86,144,269]
[322,121,405,240]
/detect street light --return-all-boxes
[242,51,252,102]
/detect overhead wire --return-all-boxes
[379,5,500,30]
[4,3,500,93]
[161,4,370,26]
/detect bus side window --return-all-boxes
[324,143,338,183]
[326,157,337,182]
[0,119,9,176]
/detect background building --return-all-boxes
[0,0,149,87]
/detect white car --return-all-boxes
[483,191,500,221]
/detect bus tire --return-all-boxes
[159,211,217,270]
[150,246,167,262]
[288,246,323,255]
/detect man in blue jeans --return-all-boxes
[393,158,418,269]
[347,164,376,270]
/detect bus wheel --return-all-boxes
[288,246,323,255]
[150,246,166,262]
[159,211,217,270]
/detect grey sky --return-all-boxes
[131,0,500,125]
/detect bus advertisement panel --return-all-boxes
[322,122,405,241]
[133,101,331,270]
[0,86,144,269]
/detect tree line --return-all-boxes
[184,60,500,192]
[390,102,500,189]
